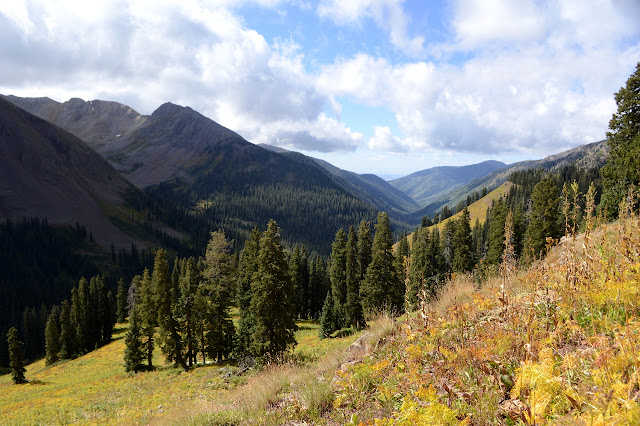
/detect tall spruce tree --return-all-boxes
[290,245,310,319]
[486,199,508,266]
[202,230,236,362]
[360,212,404,315]
[44,308,60,366]
[250,220,297,358]
[7,327,27,384]
[179,258,202,367]
[124,302,144,373]
[357,220,372,281]
[407,228,428,311]
[345,226,365,328]
[116,278,128,323]
[236,227,261,357]
[138,268,156,369]
[154,249,187,370]
[452,208,473,273]
[524,176,560,258]
[329,228,348,329]
[319,290,336,338]
[601,62,640,218]
[59,300,74,359]
[308,257,329,319]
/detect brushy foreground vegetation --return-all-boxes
[331,206,640,424]
[3,204,640,425]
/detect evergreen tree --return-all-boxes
[289,245,310,319]
[407,228,428,311]
[360,212,404,315]
[124,302,144,373]
[601,62,640,218]
[179,258,201,367]
[7,327,27,384]
[59,300,74,359]
[329,228,348,328]
[202,230,236,362]
[138,268,156,369]
[425,227,445,298]
[486,199,508,265]
[345,226,365,328]
[441,220,456,273]
[319,290,336,338]
[116,278,128,323]
[22,307,39,361]
[524,176,561,258]
[154,249,187,370]
[250,220,297,358]
[357,220,372,281]
[308,257,329,319]
[236,227,261,357]
[452,208,473,273]
[397,230,410,259]
[471,218,484,264]
[44,308,60,366]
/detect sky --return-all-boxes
[1,0,639,178]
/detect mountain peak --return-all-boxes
[152,102,188,118]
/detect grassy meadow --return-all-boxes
[0,320,367,425]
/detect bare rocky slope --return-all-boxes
[0,97,142,248]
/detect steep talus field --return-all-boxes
[0,97,141,248]
[390,160,508,207]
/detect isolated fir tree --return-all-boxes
[202,230,236,362]
[601,62,640,218]
[319,290,336,338]
[7,327,26,384]
[345,226,365,328]
[154,248,187,370]
[124,302,144,373]
[44,309,60,366]
[425,227,445,298]
[250,220,297,358]
[525,176,560,258]
[116,278,128,323]
[360,212,404,315]
[329,228,348,329]
[452,208,473,273]
[471,218,484,264]
[236,227,261,357]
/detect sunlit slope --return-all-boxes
[396,181,513,250]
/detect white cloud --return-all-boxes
[317,0,425,56]
[452,0,546,49]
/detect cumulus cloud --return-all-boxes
[316,0,640,156]
[0,0,358,152]
[1,0,639,161]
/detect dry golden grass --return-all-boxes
[397,181,514,250]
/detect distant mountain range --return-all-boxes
[2,95,377,253]
[389,160,508,206]
[3,94,610,238]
